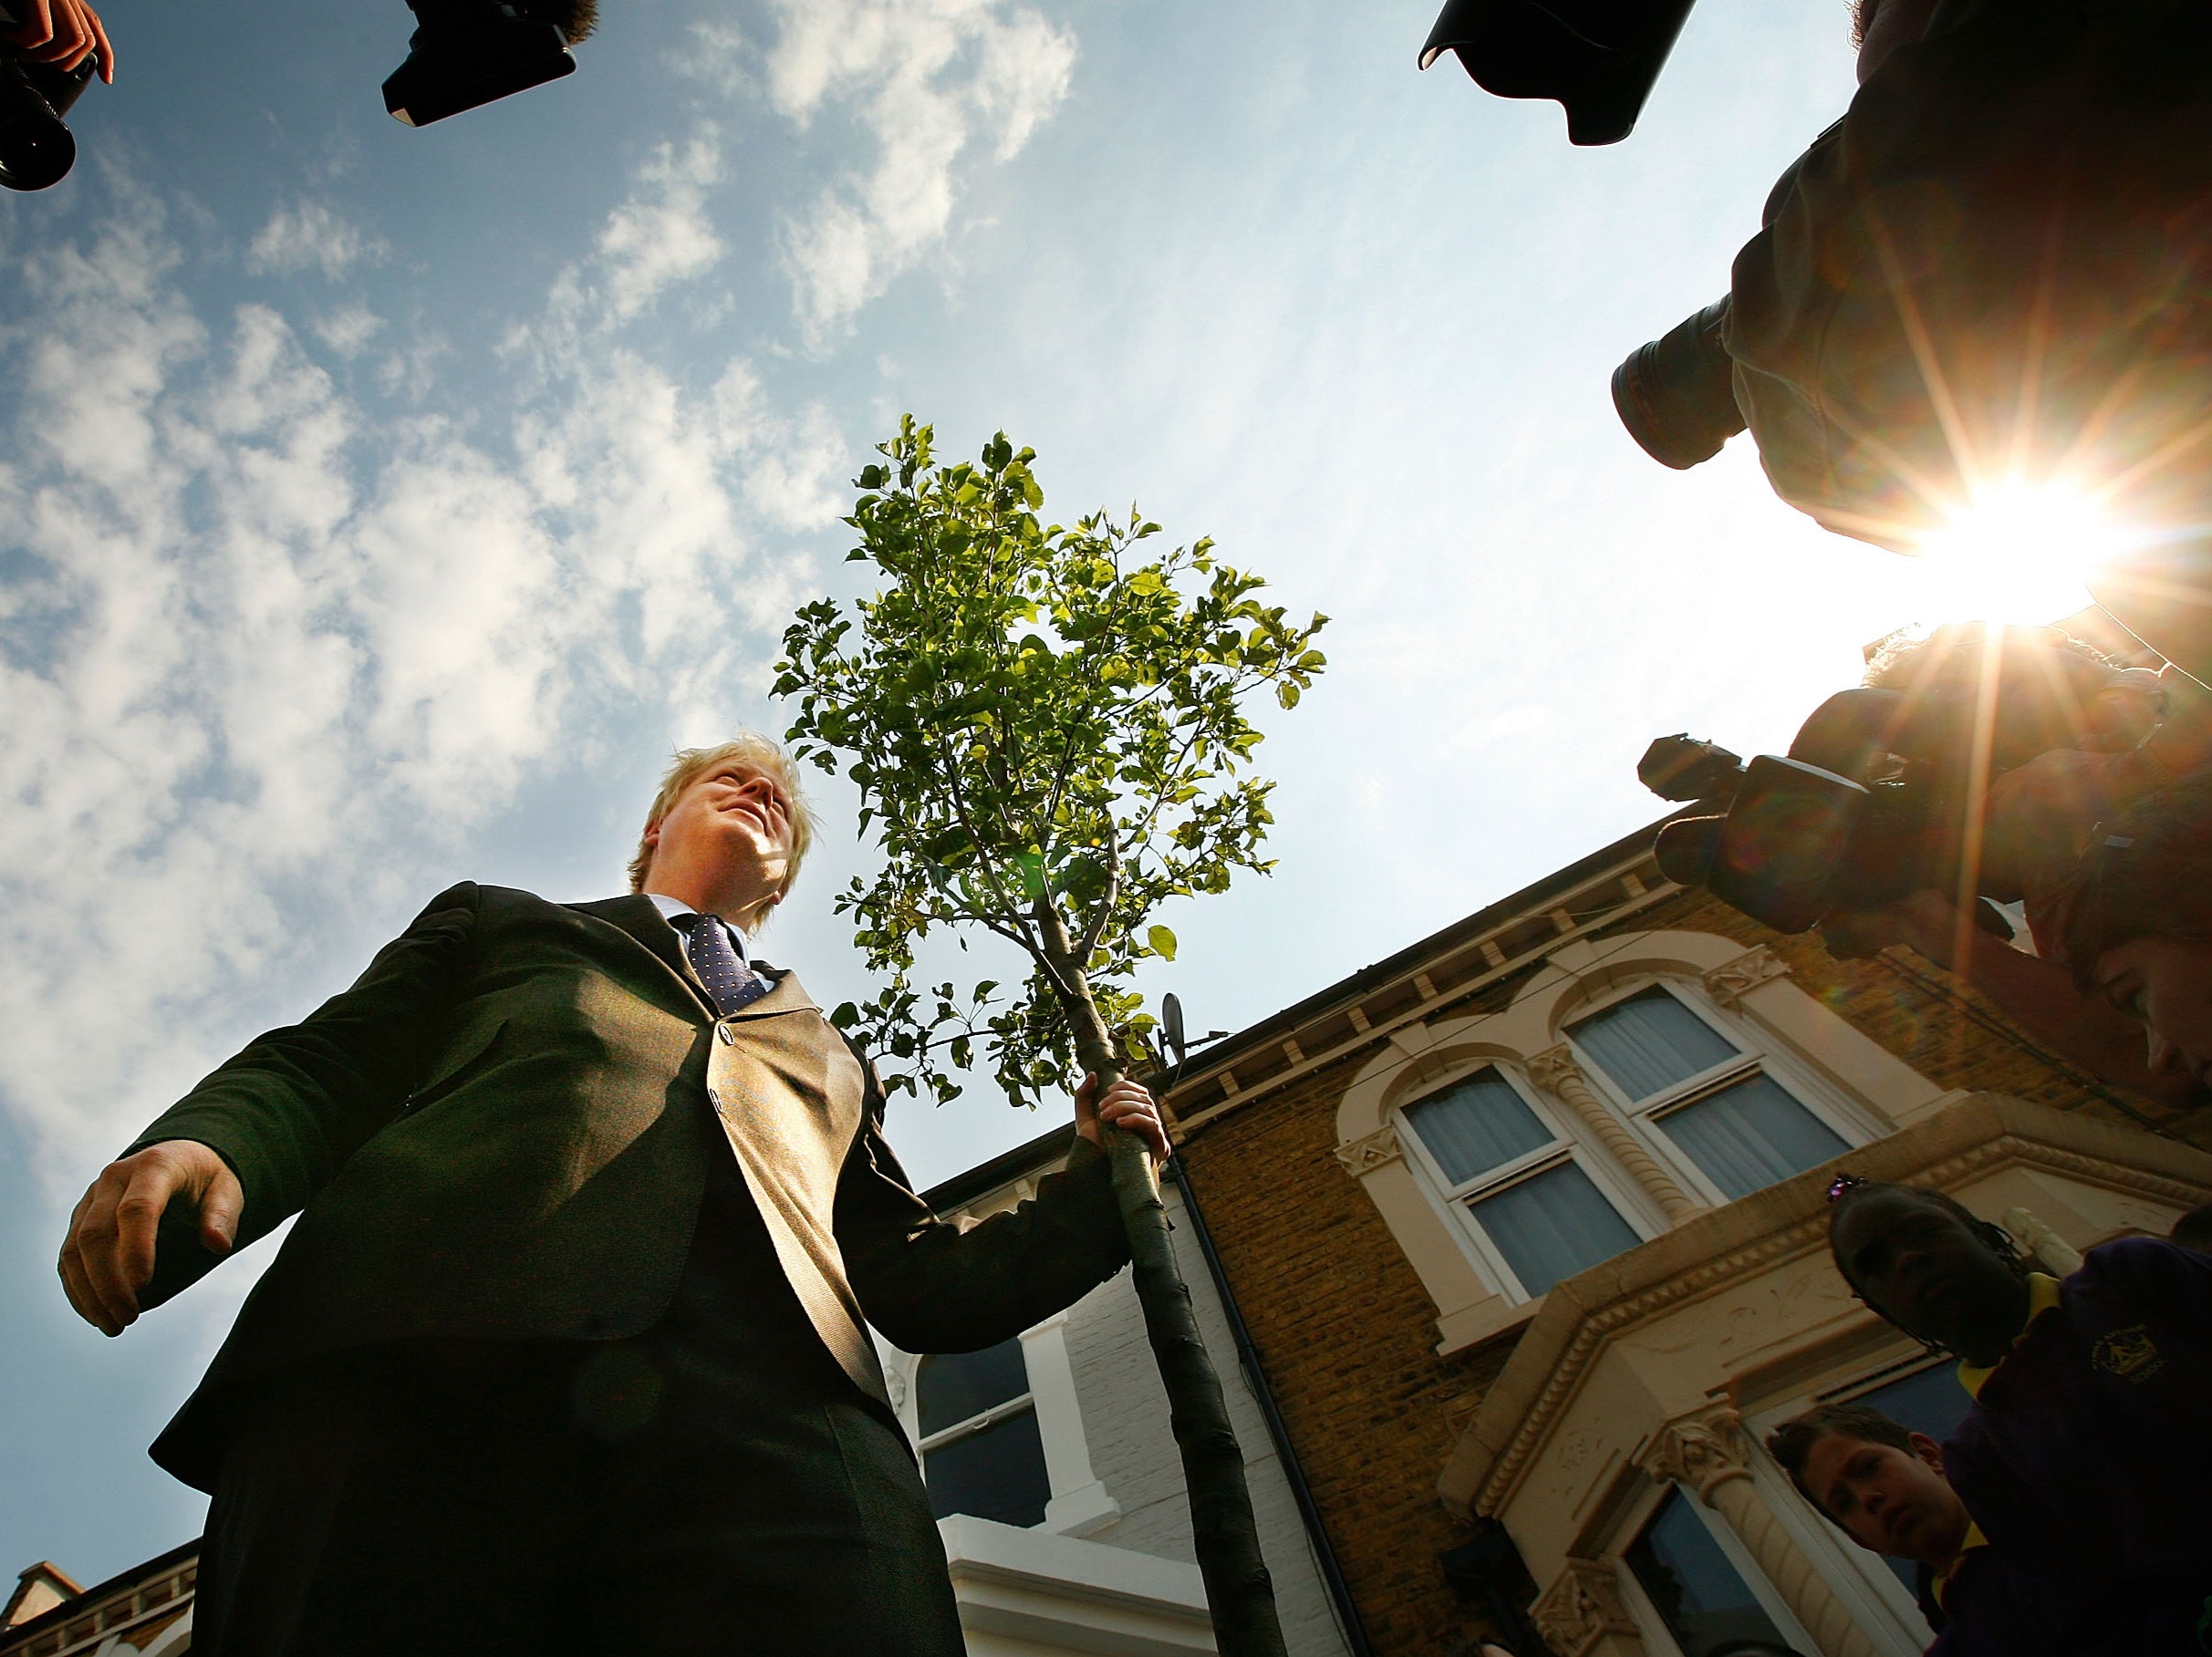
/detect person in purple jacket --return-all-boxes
[1827,1178,2212,1653]
[1767,1400,2057,1654]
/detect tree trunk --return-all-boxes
[1044,917,1287,1657]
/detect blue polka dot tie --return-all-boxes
[680,912,768,1017]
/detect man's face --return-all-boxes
[2095,934,2212,1087]
[644,761,795,896]
[1829,1188,2030,1362]
[1800,1430,1969,1567]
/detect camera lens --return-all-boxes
[0,53,87,192]
[1612,296,1747,470]
[0,111,75,192]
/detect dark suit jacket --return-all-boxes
[130,884,1129,1490]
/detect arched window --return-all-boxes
[1398,1065,1646,1298]
[1567,985,1849,1203]
[916,1339,1052,1528]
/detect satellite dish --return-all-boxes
[1162,992,1189,1065]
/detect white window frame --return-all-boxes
[883,1314,1121,1537]
[1608,1478,1820,1657]
[1563,978,1878,1208]
[913,1343,1052,1528]
[916,1362,1039,1459]
[1394,1062,1657,1303]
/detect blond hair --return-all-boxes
[628,733,818,930]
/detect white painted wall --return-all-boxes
[880,1156,1357,1657]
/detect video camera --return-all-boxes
[0,36,95,192]
[1639,734,1999,937]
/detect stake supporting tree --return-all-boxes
[776,418,1325,1657]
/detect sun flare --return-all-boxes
[1907,477,2120,627]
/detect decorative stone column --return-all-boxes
[2001,1205,2085,1277]
[1529,1047,1699,1222]
[1643,1407,1882,1657]
[1533,1559,1647,1657]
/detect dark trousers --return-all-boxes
[193,1149,965,1656]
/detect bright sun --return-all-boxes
[1906,476,2117,627]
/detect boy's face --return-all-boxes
[1829,1188,2030,1363]
[1799,1430,1968,1567]
[2094,934,2212,1087]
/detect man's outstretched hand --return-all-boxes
[59,1140,239,1336]
[1073,1074,1170,1163]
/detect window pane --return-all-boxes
[924,1406,1051,1528]
[1404,1070,1553,1186]
[1570,988,1739,1101]
[1854,1364,1973,1445]
[1469,1162,1641,1296]
[1655,1073,1847,1202]
[919,1340,1030,1439]
[1625,1487,1796,1657]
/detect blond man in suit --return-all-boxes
[60,733,1165,1656]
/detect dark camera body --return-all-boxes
[1419,0,1697,146]
[1645,741,1984,937]
[1698,755,1969,935]
[0,46,93,192]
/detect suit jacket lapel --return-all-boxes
[729,964,819,1020]
[569,895,718,1020]
[567,897,824,1025]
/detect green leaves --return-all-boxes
[776,419,1326,1111]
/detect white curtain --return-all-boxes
[1404,1070,1553,1186]
[1469,1162,1641,1295]
[1570,988,1739,1102]
[1656,1074,1847,1201]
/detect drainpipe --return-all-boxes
[1163,1155,1377,1657]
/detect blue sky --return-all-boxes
[0,0,2072,1587]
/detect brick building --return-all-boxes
[2,1548,194,1657]
[1158,816,2212,1657]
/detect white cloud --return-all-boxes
[520,127,730,370]
[313,304,385,357]
[245,200,390,281]
[670,18,751,94]
[0,166,838,1188]
[594,132,727,323]
[763,0,1075,339]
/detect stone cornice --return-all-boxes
[1164,857,1681,1139]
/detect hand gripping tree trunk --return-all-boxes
[775,419,1325,1657]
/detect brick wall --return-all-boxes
[1174,885,2211,1656]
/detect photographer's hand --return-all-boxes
[1,0,114,81]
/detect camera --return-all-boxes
[1646,750,1976,936]
[1611,297,1741,470]
[1418,0,1698,146]
[383,0,575,129]
[0,44,94,192]
[1610,136,1832,470]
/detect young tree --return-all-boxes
[775,418,1325,1657]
